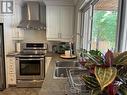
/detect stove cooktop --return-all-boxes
[16,54,45,58]
[19,52,45,55]
[16,51,45,58]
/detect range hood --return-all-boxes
[17,1,46,30]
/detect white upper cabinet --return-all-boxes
[60,6,74,40]
[46,6,60,40]
[46,5,74,42]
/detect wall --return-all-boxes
[44,0,74,6]
[23,30,47,43]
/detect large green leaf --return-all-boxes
[117,65,127,81]
[118,85,127,95]
[82,75,100,90]
[94,66,117,90]
[89,50,104,64]
[91,89,102,95]
[114,51,127,65]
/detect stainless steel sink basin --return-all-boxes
[54,68,68,79]
[56,61,80,67]
[54,61,81,79]
[53,67,81,79]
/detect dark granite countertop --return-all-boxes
[39,53,77,95]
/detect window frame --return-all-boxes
[80,0,122,52]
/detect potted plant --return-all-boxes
[80,50,127,95]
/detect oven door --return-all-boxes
[16,57,45,80]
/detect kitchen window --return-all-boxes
[80,1,92,50]
[81,6,92,51]
[80,0,122,52]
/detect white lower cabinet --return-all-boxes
[6,57,16,85]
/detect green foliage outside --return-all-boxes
[92,10,118,49]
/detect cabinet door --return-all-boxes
[6,57,16,85]
[60,6,74,41]
[46,6,60,40]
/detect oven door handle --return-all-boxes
[19,58,43,61]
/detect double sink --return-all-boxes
[54,61,81,79]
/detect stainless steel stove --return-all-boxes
[16,52,45,58]
[16,43,47,87]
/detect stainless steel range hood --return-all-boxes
[17,1,46,30]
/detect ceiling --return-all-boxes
[22,0,118,9]
[95,0,118,11]
[22,0,78,5]
[43,0,78,5]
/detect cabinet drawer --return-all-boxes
[8,65,15,73]
[8,58,15,62]
[6,57,16,85]
[7,57,16,74]
[8,74,16,84]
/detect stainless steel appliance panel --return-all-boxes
[0,23,6,90]
[24,43,47,50]
[16,57,45,80]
